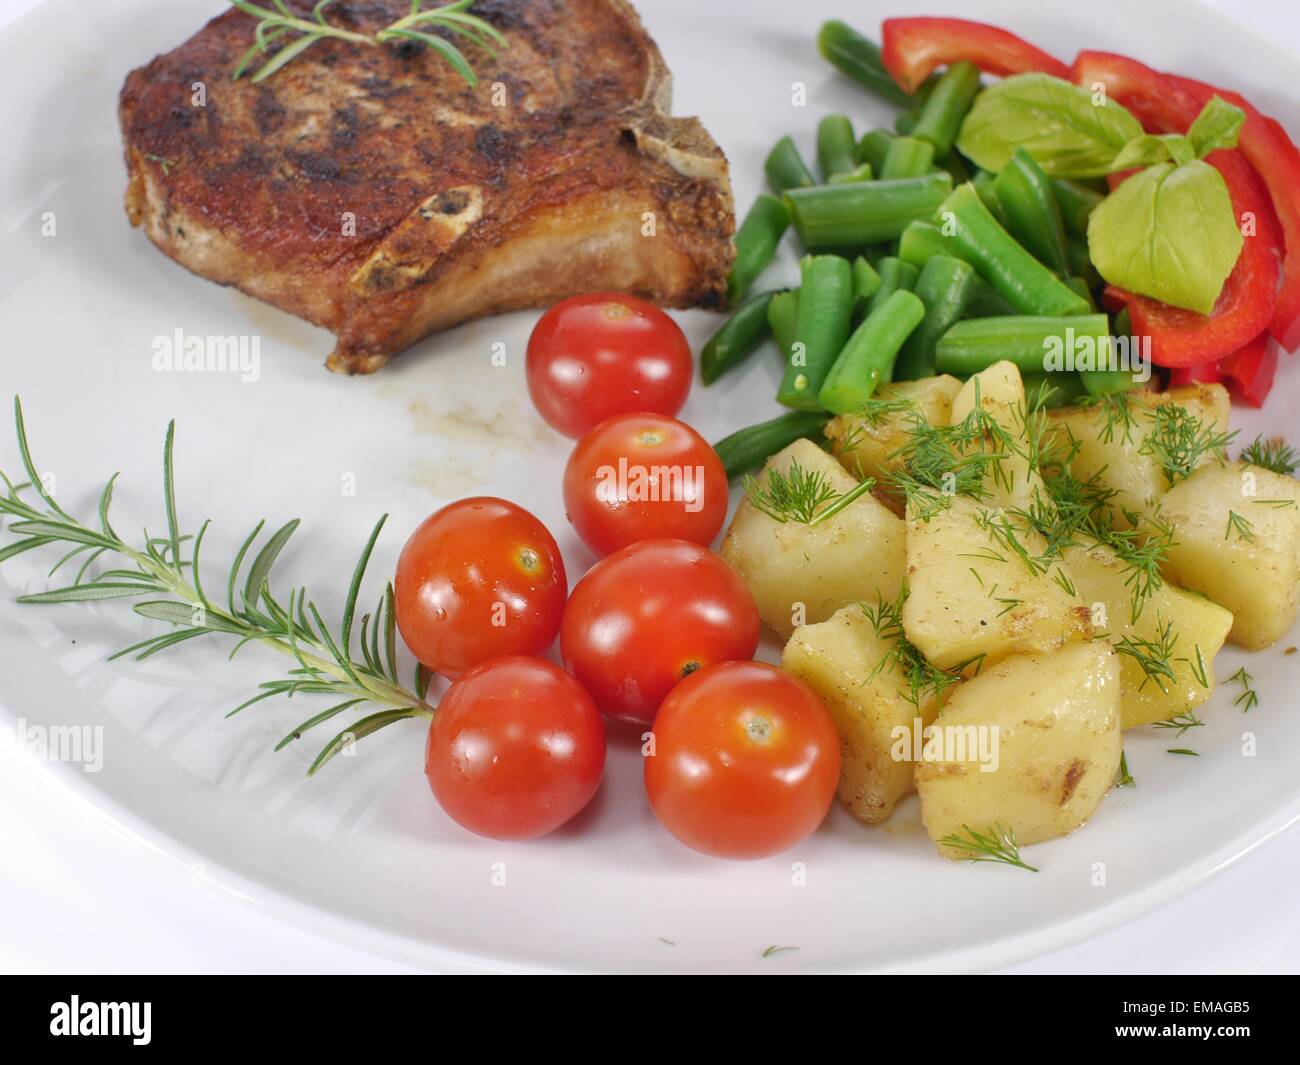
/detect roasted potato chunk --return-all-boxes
[948,360,1047,512]
[720,439,905,638]
[915,641,1122,858]
[783,604,940,824]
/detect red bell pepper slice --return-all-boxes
[1218,332,1278,408]
[1105,150,1280,368]
[1073,51,1300,352]
[881,18,1068,94]
[1166,362,1223,388]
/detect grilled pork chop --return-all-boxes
[119,0,734,373]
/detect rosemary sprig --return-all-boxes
[938,823,1038,872]
[0,398,433,775]
[231,0,505,85]
[1239,435,1299,476]
[743,460,875,526]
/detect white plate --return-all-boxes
[2,0,1299,974]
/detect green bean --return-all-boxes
[819,290,926,414]
[817,114,858,181]
[726,194,789,307]
[895,109,918,135]
[936,183,1091,317]
[828,163,874,185]
[971,170,1007,225]
[767,289,800,362]
[856,129,895,173]
[934,314,1111,376]
[993,148,1069,276]
[701,290,777,385]
[934,149,971,185]
[785,172,953,249]
[894,255,978,381]
[1051,178,1104,238]
[910,61,980,157]
[963,275,1018,318]
[816,20,916,109]
[1022,372,1088,409]
[880,135,935,180]
[898,220,958,270]
[1064,276,1096,311]
[714,411,833,480]
[765,136,816,194]
[777,255,854,410]
[866,257,919,316]
[851,256,882,313]
[1081,309,1140,395]
[1067,235,1101,289]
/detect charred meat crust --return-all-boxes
[119,0,735,373]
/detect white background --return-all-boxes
[1,0,1298,974]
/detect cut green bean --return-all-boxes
[1081,309,1141,395]
[994,148,1069,276]
[1051,178,1104,238]
[857,129,895,173]
[971,170,1007,225]
[726,194,789,307]
[701,290,777,385]
[767,289,800,362]
[910,60,980,157]
[880,135,935,180]
[828,162,874,184]
[714,411,832,480]
[851,256,882,314]
[1022,372,1088,408]
[1067,235,1100,289]
[819,290,926,414]
[934,314,1111,376]
[934,149,971,185]
[963,274,1018,318]
[898,219,958,270]
[765,136,816,194]
[895,109,918,135]
[777,255,854,410]
[866,257,919,316]
[936,183,1091,317]
[816,20,917,109]
[894,255,977,381]
[1064,276,1096,311]
[785,172,952,249]
[817,114,858,181]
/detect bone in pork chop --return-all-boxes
[118,0,734,373]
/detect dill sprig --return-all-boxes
[861,589,972,707]
[1228,666,1258,712]
[743,460,875,526]
[231,0,505,85]
[1153,707,1205,738]
[1115,750,1135,788]
[1112,616,1178,694]
[1225,510,1256,543]
[938,823,1038,872]
[1239,435,1298,476]
[0,398,434,775]
[1139,402,1236,486]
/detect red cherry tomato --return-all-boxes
[526,293,693,438]
[563,413,728,557]
[426,656,606,840]
[559,539,760,725]
[645,661,841,860]
[394,498,566,678]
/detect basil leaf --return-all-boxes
[1187,95,1246,157]
[1112,133,1195,171]
[957,73,1144,178]
[1087,160,1243,315]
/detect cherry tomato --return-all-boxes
[426,656,606,840]
[645,661,840,860]
[526,293,693,439]
[563,413,728,557]
[394,498,566,677]
[560,539,760,725]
